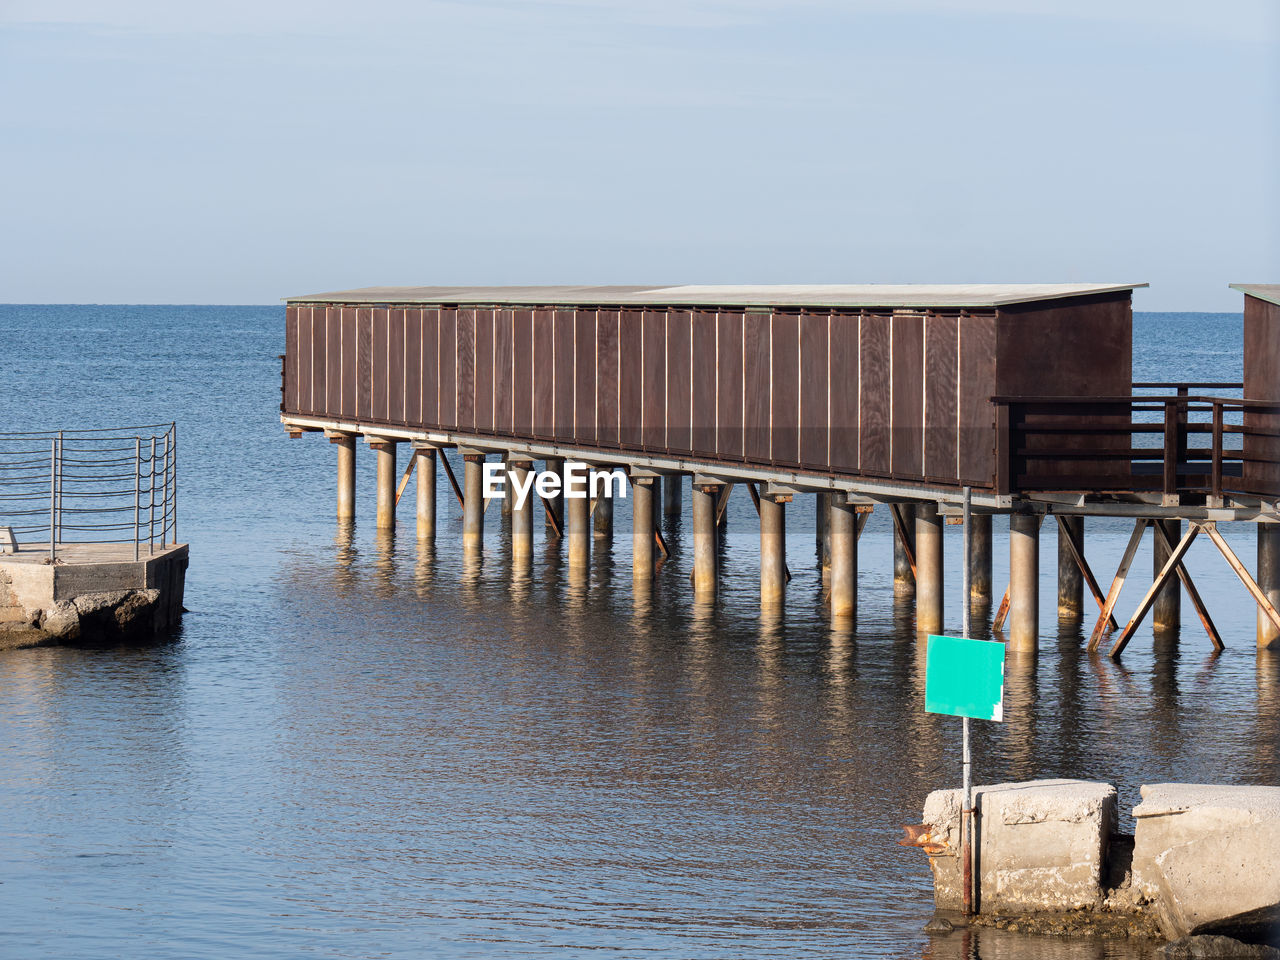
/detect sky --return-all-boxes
[1,0,1276,309]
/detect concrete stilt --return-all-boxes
[664,473,683,519]
[510,459,533,565]
[915,502,943,633]
[692,482,718,597]
[632,479,655,581]
[816,492,829,565]
[374,441,397,531]
[1260,523,1280,649]
[566,468,590,571]
[415,446,436,540]
[462,453,484,550]
[830,499,858,619]
[970,513,992,602]
[1153,518,1182,631]
[594,472,614,540]
[333,433,356,523]
[500,453,513,517]
[760,494,787,607]
[894,503,916,595]
[1058,516,1084,619]
[1009,513,1040,653]
[545,456,564,533]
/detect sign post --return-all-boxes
[924,487,1007,915]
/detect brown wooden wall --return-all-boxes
[1244,295,1280,493]
[282,297,1132,489]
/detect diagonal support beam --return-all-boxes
[890,504,917,580]
[1110,524,1200,659]
[857,508,871,539]
[437,450,465,510]
[393,454,416,507]
[1088,519,1151,652]
[542,496,563,538]
[1151,519,1223,650]
[715,483,735,525]
[992,585,1012,633]
[1202,522,1280,638]
[1055,515,1119,632]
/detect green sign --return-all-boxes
[925,635,1006,722]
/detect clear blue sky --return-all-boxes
[2,0,1276,309]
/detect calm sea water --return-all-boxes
[0,306,1274,959]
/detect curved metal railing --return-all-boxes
[0,424,177,561]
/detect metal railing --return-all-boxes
[993,383,1280,501]
[0,424,178,561]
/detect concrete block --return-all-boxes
[1135,784,1280,941]
[921,778,1116,913]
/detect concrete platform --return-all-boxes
[1134,783,1280,942]
[919,778,1117,913]
[0,542,188,648]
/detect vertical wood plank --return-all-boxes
[958,313,997,484]
[743,310,770,463]
[438,308,456,429]
[619,309,643,447]
[666,310,692,453]
[575,309,597,444]
[859,313,890,474]
[388,307,405,424]
[553,309,575,441]
[891,313,924,478]
[533,309,554,438]
[770,310,800,465]
[596,309,619,446]
[457,308,476,431]
[924,313,959,481]
[513,308,533,436]
[829,311,859,473]
[799,309,830,469]
[641,310,666,450]
[341,307,357,419]
[716,310,744,460]
[494,308,514,435]
[691,309,717,457]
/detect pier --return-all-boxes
[0,425,187,647]
[279,283,1280,658]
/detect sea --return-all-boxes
[0,305,1273,959]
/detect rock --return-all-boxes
[1158,935,1280,958]
[919,779,1117,913]
[1135,784,1280,940]
[923,916,954,934]
[39,600,81,641]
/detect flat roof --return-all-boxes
[287,282,1147,309]
[1230,284,1280,308]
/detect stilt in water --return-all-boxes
[331,432,356,523]
[692,480,719,598]
[1153,518,1182,632]
[632,477,655,582]
[415,445,436,540]
[664,473,683,519]
[462,451,484,551]
[510,459,533,569]
[1058,516,1083,619]
[545,456,564,535]
[829,497,858,620]
[915,502,943,633]
[1009,513,1040,653]
[373,438,397,531]
[760,492,787,607]
[894,502,916,596]
[1260,523,1280,649]
[970,513,992,603]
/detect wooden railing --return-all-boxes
[993,383,1280,501]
